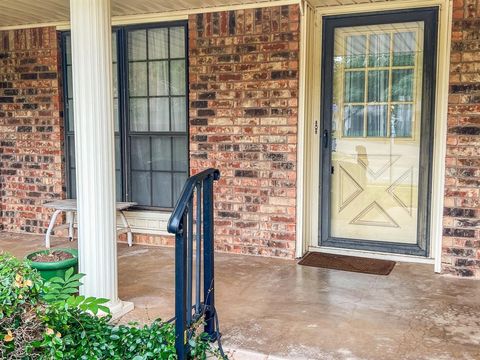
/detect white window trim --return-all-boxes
[69,210,172,236]
[122,210,171,236]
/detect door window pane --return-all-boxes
[345,35,366,68]
[368,70,389,102]
[392,69,413,101]
[344,72,365,103]
[368,33,390,67]
[391,104,413,137]
[343,105,364,137]
[333,22,421,139]
[393,31,416,66]
[367,105,387,137]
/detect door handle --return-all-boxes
[323,129,329,149]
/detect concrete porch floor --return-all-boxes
[1,232,480,360]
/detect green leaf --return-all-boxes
[67,273,84,281]
[94,298,110,305]
[98,305,110,314]
[49,276,66,284]
[60,288,78,294]
[65,267,74,281]
[64,281,82,288]
[75,295,85,305]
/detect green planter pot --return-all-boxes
[26,248,78,281]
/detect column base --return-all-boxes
[108,299,134,321]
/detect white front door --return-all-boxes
[320,9,438,256]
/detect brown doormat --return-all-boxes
[298,252,395,275]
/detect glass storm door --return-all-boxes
[320,10,437,256]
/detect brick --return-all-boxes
[0,27,64,234]
[443,2,480,277]
[0,97,14,103]
[449,126,480,135]
[271,70,297,79]
[190,100,208,108]
[189,5,299,258]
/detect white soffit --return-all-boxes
[309,0,397,5]
[0,0,405,29]
[0,0,284,28]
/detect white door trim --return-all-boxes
[297,0,452,270]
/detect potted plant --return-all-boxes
[25,248,78,281]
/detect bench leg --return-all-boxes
[66,211,75,241]
[119,211,133,247]
[45,210,62,249]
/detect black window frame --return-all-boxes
[61,21,189,211]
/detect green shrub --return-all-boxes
[0,252,223,359]
[0,253,43,318]
[0,253,45,359]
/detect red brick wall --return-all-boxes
[188,5,299,258]
[0,27,64,234]
[443,0,480,277]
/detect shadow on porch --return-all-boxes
[1,231,480,360]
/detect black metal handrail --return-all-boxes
[167,168,221,359]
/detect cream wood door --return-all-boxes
[320,10,437,255]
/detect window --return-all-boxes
[62,23,189,209]
[334,22,422,138]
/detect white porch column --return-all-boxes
[70,0,133,318]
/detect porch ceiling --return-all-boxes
[0,0,399,29]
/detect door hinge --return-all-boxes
[314,121,318,134]
[331,166,334,174]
